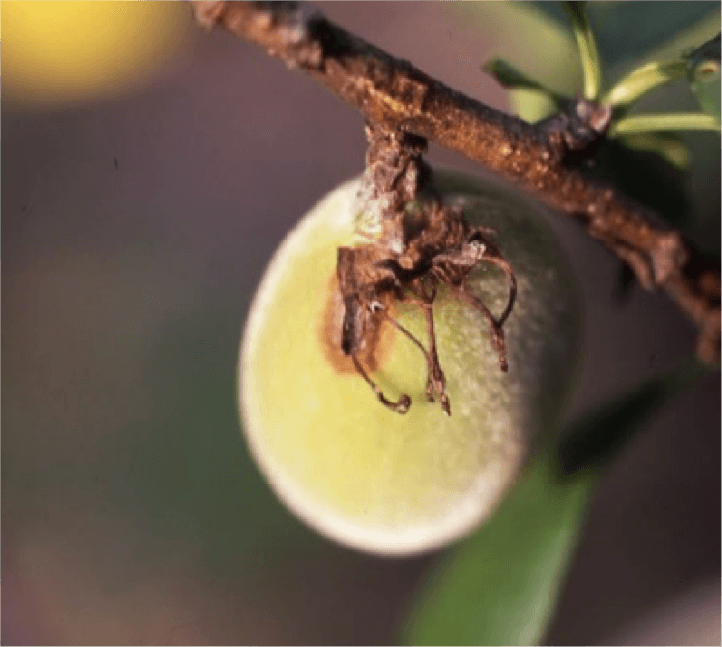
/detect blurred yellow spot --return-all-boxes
[2,1,193,106]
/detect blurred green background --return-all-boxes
[3,2,720,644]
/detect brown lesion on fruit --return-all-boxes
[318,273,397,376]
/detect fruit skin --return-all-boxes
[239,170,581,556]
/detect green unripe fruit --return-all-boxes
[239,170,580,556]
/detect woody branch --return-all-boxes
[191,0,721,364]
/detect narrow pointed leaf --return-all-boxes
[602,59,688,109]
[483,58,567,108]
[562,2,603,100]
[403,360,704,646]
[533,2,719,71]
[609,112,721,136]
[403,450,592,646]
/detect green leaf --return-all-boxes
[691,76,721,119]
[602,32,720,113]
[602,59,688,109]
[448,2,581,122]
[482,58,567,108]
[402,450,593,647]
[609,112,721,136]
[402,359,705,646]
[688,33,721,119]
[562,2,603,100]
[604,11,722,242]
[534,2,720,71]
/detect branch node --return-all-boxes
[538,97,612,159]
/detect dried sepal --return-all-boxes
[338,196,517,415]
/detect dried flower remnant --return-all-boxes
[336,197,517,416]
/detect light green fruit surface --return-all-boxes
[240,170,580,556]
